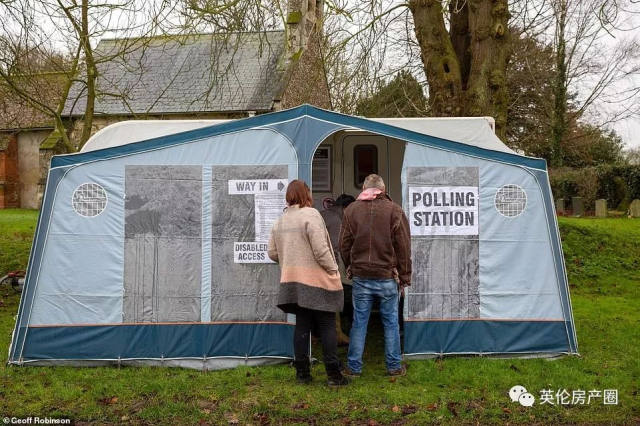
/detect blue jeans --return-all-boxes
[347,277,402,373]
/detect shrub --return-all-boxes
[549,165,640,213]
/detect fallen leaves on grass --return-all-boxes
[392,405,400,413]
[502,407,512,414]
[401,405,418,416]
[426,403,438,411]
[98,396,118,405]
[197,398,219,413]
[465,399,485,413]
[224,412,239,424]
[252,412,269,425]
[293,402,310,410]
[446,402,459,417]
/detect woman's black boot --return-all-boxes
[294,359,312,384]
[325,362,349,386]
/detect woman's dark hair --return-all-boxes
[285,180,313,208]
[335,194,355,208]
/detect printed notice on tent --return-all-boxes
[228,179,288,194]
[409,186,479,236]
[254,192,287,242]
[234,242,275,263]
[227,177,287,262]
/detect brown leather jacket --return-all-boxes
[339,193,412,285]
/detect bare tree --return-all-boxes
[0,0,184,149]
[0,1,77,150]
[546,0,640,166]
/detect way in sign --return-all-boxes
[228,179,288,195]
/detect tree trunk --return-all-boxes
[409,0,464,116]
[79,0,97,148]
[409,0,511,139]
[55,46,82,153]
[550,0,568,167]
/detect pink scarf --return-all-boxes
[357,188,383,200]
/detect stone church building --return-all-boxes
[0,0,329,209]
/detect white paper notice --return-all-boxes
[254,192,287,242]
[228,179,288,195]
[233,242,275,263]
[408,186,479,236]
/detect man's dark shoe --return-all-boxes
[294,359,312,384]
[387,364,407,377]
[341,367,361,378]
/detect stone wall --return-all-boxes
[17,130,49,209]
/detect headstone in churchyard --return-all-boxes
[595,199,607,217]
[630,199,640,218]
[555,198,565,215]
[572,197,584,217]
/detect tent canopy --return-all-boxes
[80,116,514,155]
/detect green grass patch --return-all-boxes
[0,211,638,424]
[0,209,38,274]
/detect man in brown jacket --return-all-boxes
[339,174,411,376]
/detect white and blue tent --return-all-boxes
[9,105,578,368]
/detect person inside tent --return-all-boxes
[320,194,356,345]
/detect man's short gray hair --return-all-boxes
[363,174,385,190]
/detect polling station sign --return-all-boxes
[409,186,479,236]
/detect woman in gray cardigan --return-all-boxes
[268,180,348,386]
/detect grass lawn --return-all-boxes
[0,210,638,425]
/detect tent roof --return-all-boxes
[81,114,515,154]
[55,104,545,170]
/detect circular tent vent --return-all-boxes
[494,184,527,217]
[72,183,108,217]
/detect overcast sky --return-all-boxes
[601,5,640,149]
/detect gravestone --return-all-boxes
[595,199,607,218]
[572,197,584,217]
[555,198,565,214]
[630,199,640,218]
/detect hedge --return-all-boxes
[549,165,640,212]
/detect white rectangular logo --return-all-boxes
[409,186,479,236]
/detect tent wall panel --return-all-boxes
[22,324,294,360]
[404,320,570,354]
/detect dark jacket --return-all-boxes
[339,193,412,285]
[320,204,343,260]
